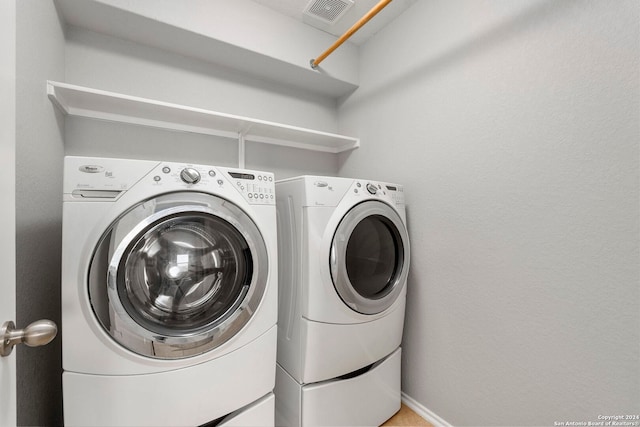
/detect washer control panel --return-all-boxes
[154,164,220,188]
[227,171,275,205]
[152,163,275,205]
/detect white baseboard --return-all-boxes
[401,393,453,427]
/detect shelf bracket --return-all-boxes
[238,131,246,169]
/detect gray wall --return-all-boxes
[338,0,639,425]
[16,0,65,425]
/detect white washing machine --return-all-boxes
[274,175,410,426]
[61,156,278,427]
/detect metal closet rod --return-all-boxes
[310,0,392,69]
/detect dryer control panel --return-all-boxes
[348,180,405,209]
[383,183,405,207]
[290,175,405,209]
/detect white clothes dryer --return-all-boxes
[274,176,409,426]
[61,156,277,427]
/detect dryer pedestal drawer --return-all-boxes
[276,347,401,427]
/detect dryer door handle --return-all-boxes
[0,319,57,357]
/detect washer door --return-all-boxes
[330,201,409,315]
[88,192,268,359]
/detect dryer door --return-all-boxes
[330,201,409,315]
[88,192,268,359]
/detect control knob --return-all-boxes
[366,183,378,195]
[180,168,201,184]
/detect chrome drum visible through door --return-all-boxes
[330,201,410,315]
[88,192,269,359]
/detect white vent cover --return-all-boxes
[303,0,354,24]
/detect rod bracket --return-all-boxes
[310,59,318,70]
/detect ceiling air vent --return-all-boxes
[304,0,355,24]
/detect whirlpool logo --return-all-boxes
[78,165,104,173]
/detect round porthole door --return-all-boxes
[330,201,409,315]
[88,192,268,359]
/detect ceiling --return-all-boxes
[250,0,418,45]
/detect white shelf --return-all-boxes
[47,81,359,154]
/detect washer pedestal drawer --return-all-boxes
[218,393,274,427]
[64,326,277,427]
